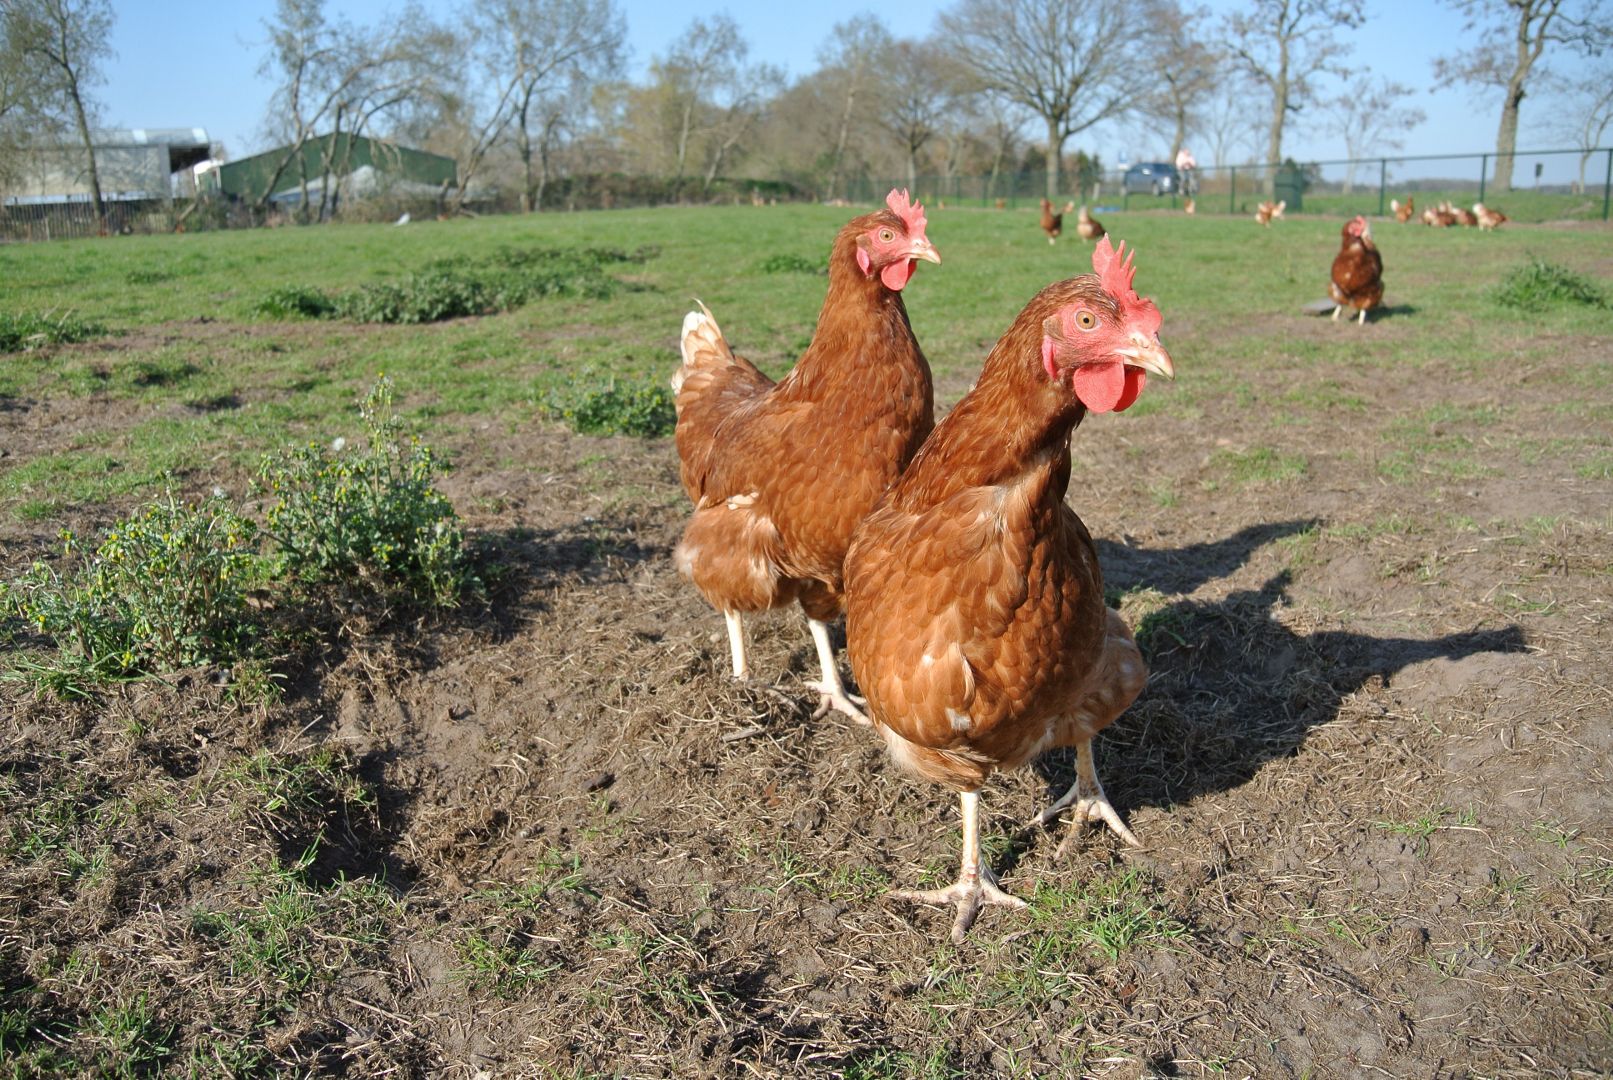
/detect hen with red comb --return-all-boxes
[844,238,1174,941]
[672,191,940,724]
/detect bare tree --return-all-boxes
[815,15,892,201]
[472,0,624,212]
[655,15,743,180]
[1323,77,1425,192]
[699,61,783,192]
[1222,0,1365,194]
[1140,0,1223,160]
[1200,74,1266,168]
[939,0,1141,200]
[258,0,449,218]
[874,39,959,194]
[1,0,113,230]
[1543,64,1613,192]
[1434,0,1610,192]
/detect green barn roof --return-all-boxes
[214,133,455,202]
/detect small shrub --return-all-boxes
[757,253,824,275]
[1493,257,1609,310]
[253,284,337,319]
[544,378,676,437]
[254,376,473,606]
[1,491,260,692]
[0,310,105,353]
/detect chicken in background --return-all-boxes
[1040,198,1074,244]
[1423,203,1458,227]
[1391,197,1415,223]
[844,237,1174,941]
[1255,199,1286,226]
[1451,204,1478,227]
[1329,215,1384,325]
[1473,202,1508,231]
[672,190,940,723]
[1075,205,1105,242]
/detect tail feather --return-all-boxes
[672,300,735,397]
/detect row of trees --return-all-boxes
[3,0,1611,228]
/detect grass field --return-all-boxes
[2,205,1612,1077]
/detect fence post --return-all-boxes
[1229,166,1236,215]
[1378,159,1387,216]
[1479,154,1487,204]
[1604,148,1612,222]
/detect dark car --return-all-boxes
[1123,162,1180,196]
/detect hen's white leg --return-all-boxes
[725,610,748,680]
[805,617,870,725]
[1331,304,1343,321]
[1357,307,1368,325]
[891,790,1027,943]
[1032,739,1141,853]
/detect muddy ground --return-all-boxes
[2,318,1611,1079]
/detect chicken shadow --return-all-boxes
[1031,569,1527,822]
[1094,519,1320,596]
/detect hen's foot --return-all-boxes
[890,863,1026,943]
[1031,743,1141,852]
[807,681,870,725]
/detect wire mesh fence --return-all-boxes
[843,147,1613,224]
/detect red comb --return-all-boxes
[1091,234,1162,336]
[886,188,927,237]
[1092,235,1138,305]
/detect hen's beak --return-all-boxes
[908,237,941,265]
[1116,332,1174,379]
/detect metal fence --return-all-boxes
[844,146,1613,224]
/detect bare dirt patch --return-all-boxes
[3,324,1611,1078]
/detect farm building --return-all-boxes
[1,127,214,207]
[210,133,456,206]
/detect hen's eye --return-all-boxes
[1076,310,1098,331]
[878,228,895,243]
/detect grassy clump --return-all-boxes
[1,493,260,694]
[253,284,338,319]
[0,310,105,352]
[255,245,656,325]
[756,253,824,275]
[544,377,676,437]
[1493,257,1609,310]
[255,376,474,606]
[2,377,473,697]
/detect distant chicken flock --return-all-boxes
[669,185,1503,940]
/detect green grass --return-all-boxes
[0,206,1608,523]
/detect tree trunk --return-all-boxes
[1265,83,1285,197]
[1492,79,1525,192]
[675,95,696,179]
[64,82,104,233]
[1045,115,1062,201]
[826,84,857,201]
[1169,106,1187,163]
[517,95,534,213]
[906,142,918,196]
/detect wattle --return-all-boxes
[1072,363,1146,413]
[881,259,916,291]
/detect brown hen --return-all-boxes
[1329,215,1383,325]
[844,237,1174,941]
[672,190,939,723]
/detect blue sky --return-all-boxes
[98,0,1599,180]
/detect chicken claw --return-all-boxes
[1032,739,1141,853]
[890,861,1027,944]
[807,617,871,725]
[808,682,871,725]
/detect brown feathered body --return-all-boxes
[1392,197,1415,223]
[1076,206,1105,242]
[1255,199,1285,226]
[844,277,1146,794]
[672,214,934,625]
[1329,219,1384,317]
[1473,203,1507,231]
[1040,198,1063,242]
[1452,205,1478,227]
